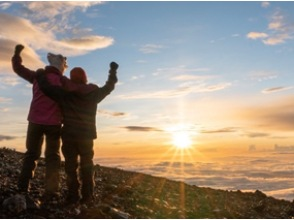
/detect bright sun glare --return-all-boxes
[166,124,196,150]
[172,131,192,149]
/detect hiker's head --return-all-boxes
[70,67,87,84]
[47,53,68,74]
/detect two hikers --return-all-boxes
[12,44,118,205]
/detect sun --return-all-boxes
[172,131,192,149]
[166,124,196,150]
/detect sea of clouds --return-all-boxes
[95,151,294,201]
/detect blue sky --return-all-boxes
[1,0,294,201]
[1,1,294,154]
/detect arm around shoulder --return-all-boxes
[36,69,64,102]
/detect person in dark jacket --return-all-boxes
[36,62,118,205]
[11,44,67,198]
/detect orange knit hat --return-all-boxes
[70,67,87,84]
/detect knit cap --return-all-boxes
[70,67,87,84]
[47,53,67,74]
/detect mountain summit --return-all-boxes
[1,147,294,219]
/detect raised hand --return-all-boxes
[110,62,119,71]
[14,44,24,56]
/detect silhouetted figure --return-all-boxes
[11,45,67,200]
[36,63,118,205]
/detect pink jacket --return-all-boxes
[12,55,62,125]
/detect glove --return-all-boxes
[14,44,24,56]
[110,62,119,71]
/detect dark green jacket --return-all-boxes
[36,70,117,140]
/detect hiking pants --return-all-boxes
[18,122,61,193]
[61,138,95,200]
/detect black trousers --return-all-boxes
[62,138,95,200]
[18,122,61,193]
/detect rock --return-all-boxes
[254,190,267,198]
[253,199,266,212]
[2,194,27,213]
[110,207,131,219]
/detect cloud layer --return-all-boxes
[96,150,294,201]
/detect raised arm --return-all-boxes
[11,45,36,84]
[94,62,119,103]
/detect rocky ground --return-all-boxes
[1,147,294,219]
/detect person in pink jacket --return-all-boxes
[11,45,67,201]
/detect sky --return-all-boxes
[0,1,294,200]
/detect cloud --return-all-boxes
[17,2,103,34]
[130,74,145,81]
[0,14,55,47]
[261,2,270,8]
[0,75,20,86]
[274,144,294,152]
[23,2,98,15]
[262,36,288,45]
[141,65,230,98]
[267,10,291,34]
[118,87,191,99]
[248,145,256,151]
[201,83,231,92]
[247,9,294,45]
[200,127,238,134]
[262,86,293,94]
[247,32,268,40]
[154,161,195,168]
[139,44,164,54]
[0,2,11,10]
[61,36,114,51]
[238,96,294,131]
[120,66,229,99]
[243,132,271,138]
[249,70,278,81]
[170,74,213,81]
[152,66,211,78]
[0,135,16,141]
[0,2,114,75]
[0,97,11,103]
[122,126,162,132]
[0,20,46,74]
[98,109,127,117]
[118,82,231,99]
[96,153,294,201]
[0,13,114,55]
[0,108,9,112]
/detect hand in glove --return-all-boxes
[14,44,24,56]
[110,62,119,71]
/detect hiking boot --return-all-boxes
[41,192,61,207]
[64,195,80,206]
[80,196,94,207]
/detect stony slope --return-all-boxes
[1,147,294,219]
